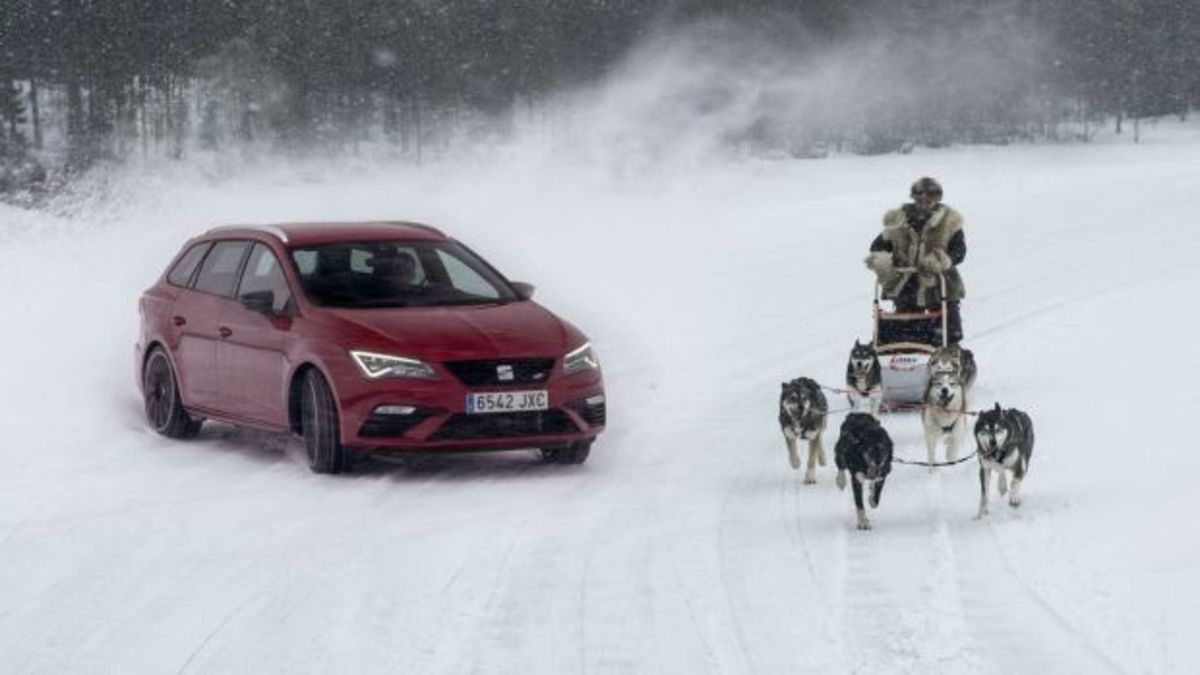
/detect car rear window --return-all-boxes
[193,240,251,298]
[166,242,212,288]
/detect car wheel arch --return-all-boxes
[288,362,340,436]
[140,340,169,387]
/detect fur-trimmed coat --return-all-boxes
[865,204,966,306]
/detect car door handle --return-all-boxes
[172,315,187,326]
[218,327,233,339]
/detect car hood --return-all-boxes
[323,301,581,361]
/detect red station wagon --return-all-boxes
[136,222,606,472]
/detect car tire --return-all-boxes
[301,369,345,474]
[541,440,592,465]
[143,347,203,439]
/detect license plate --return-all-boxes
[465,390,549,414]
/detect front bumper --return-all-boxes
[333,366,605,453]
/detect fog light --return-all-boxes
[585,394,605,406]
[374,405,417,416]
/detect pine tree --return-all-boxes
[0,71,27,155]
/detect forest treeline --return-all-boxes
[1,0,1198,187]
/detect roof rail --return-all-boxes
[205,225,290,243]
[390,221,444,237]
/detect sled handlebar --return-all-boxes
[873,271,949,349]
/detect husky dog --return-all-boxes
[835,413,894,530]
[922,371,967,471]
[845,340,882,415]
[778,377,828,483]
[974,403,1035,518]
[928,343,977,390]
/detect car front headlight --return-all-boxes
[349,350,438,380]
[563,342,600,375]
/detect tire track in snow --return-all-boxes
[665,546,722,672]
[454,376,687,675]
[780,476,818,588]
[716,457,761,674]
[946,515,1125,674]
[188,457,461,670]
[173,577,286,675]
[451,442,651,673]
[460,477,584,675]
[830,473,983,675]
[714,413,840,673]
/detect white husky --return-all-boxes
[921,371,967,471]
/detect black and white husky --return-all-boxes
[928,344,977,390]
[974,403,1035,518]
[835,413,894,530]
[778,377,828,484]
[845,340,882,415]
[922,371,967,470]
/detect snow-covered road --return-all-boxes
[2,128,1198,673]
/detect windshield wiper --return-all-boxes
[345,298,412,308]
[429,297,511,307]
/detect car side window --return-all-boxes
[193,240,251,298]
[167,242,212,288]
[436,249,500,298]
[237,243,293,313]
[292,250,317,276]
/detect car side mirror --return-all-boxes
[240,290,276,315]
[510,281,535,301]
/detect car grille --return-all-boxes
[430,410,576,440]
[443,358,555,387]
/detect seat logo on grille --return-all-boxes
[497,364,515,381]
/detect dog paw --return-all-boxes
[1008,496,1022,509]
[836,472,847,490]
[803,471,817,485]
[856,516,872,531]
[975,507,989,520]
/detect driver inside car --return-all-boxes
[370,248,423,297]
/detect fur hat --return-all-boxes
[910,177,943,199]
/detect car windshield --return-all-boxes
[289,240,519,308]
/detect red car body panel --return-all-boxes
[136,222,605,454]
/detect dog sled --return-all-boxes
[873,271,949,407]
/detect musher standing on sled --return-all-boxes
[864,176,966,344]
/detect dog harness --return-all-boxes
[979,443,1014,464]
[785,410,821,437]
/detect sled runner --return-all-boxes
[872,271,948,407]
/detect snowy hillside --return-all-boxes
[2,123,1199,673]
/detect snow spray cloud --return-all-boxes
[550,9,1051,166]
[13,6,1052,224]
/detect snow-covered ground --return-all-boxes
[2,122,1199,673]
